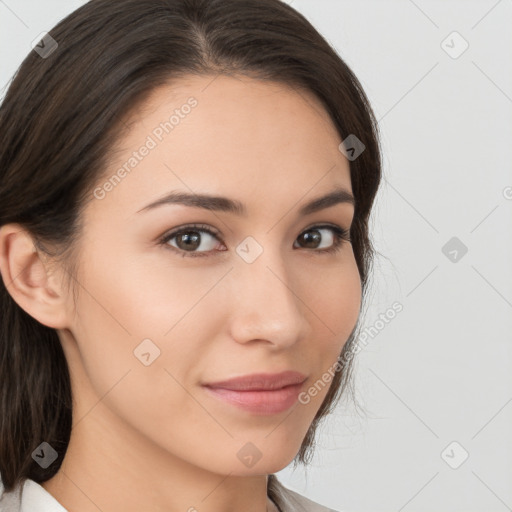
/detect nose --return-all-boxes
[227,246,311,349]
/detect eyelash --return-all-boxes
[158,223,351,259]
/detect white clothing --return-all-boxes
[0,475,338,512]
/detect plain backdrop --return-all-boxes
[1,1,511,511]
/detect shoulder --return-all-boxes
[3,474,341,512]
[0,477,68,512]
[269,475,340,512]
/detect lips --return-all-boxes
[203,370,307,391]
[202,371,308,415]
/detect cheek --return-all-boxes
[303,253,362,342]
[75,243,216,340]
[297,255,361,400]
[68,256,213,452]
[69,246,228,396]
[67,250,201,400]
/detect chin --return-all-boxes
[231,443,303,477]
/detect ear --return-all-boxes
[0,224,70,329]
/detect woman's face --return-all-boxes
[60,74,361,477]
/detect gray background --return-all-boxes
[1,1,511,511]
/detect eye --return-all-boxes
[294,224,351,254]
[158,223,351,258]
[159,223,223,257]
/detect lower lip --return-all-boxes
[202,383,304,415]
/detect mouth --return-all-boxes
[203,370,307,391]
[202,371,307,415]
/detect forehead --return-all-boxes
[90,74,352,220]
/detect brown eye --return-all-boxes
[160,224,223,257]
[159,223,350,259]
[294,225,350,253]
[297,228,329,249]
[174,230,202,251]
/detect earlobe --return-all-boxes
[0,224,69,329]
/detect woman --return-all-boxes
[0,0,381,510]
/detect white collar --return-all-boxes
[1,475,336,512]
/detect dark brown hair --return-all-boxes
[0,0,381,503]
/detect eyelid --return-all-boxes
[158,222,351,258]
[158,223,222,257]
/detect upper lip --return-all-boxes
[203,371,307,391]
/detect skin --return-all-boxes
[0,74,361,512]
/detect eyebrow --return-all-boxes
[136,186,355,216]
